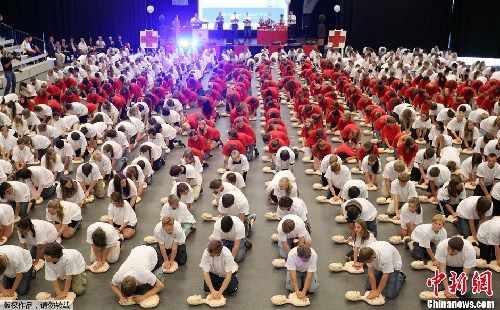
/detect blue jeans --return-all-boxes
[146,175,152,185]
[9,202,29,217]
[286,271,319,293]
[114,158,126,172]
[365,269,404,299]
[3,70,16,95]
[457,217,478,238]
[2,270,32,295]
[222,239,246,263]
[204,272,239,295]
[411,242,437,261]
[366,220,377,238]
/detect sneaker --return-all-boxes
[29,198,36,207]
[400,271,407,280]
[245,239,253,249]
[202,162,209,168]
[254,149,260,157]
[403,237,411,249]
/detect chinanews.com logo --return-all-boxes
[426,270,494,297]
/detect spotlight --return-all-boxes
[178,39,189,47]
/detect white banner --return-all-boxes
[193,28,209,42]
[140,30,159,49]
[303,0,319,14]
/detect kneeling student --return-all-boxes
[285,244,319,301]
[86,222,121,270]
[0,245,33,296]
[43,243,86,299]
[199,240,238,299]
[154,216,187,269]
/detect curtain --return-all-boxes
[341,0,453,52]
[450,0,500,57]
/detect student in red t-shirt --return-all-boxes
[381,116,401,150]
[398,137,418,170]
[312,139,332,171]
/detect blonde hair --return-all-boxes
[432,214,446,224]
[91,150,102,160]
[161,216,174,226]
[393,160,406,172]
[0,255,8,275]
[47,199,64,222]
[279,177,294,197]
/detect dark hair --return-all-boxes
[113,173,130,197]
[43,242,63,259]
[17,217,35,238]
[169,165,183,177]
[92,227,107,248]
[0,182,12,199]
[59,177,77,200]
[347,186,360,199]
[448,236,464,251]
[220,216,234,233]
[81,163,93,176]
[278,196,293,209]
[476,196,492,218]
[221,193,235,208]
[16,168,32,180]
[345,203,361,222]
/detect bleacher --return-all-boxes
[0,24,52,90]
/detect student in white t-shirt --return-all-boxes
[199,240,238,299]
[426,164,451,202]
[139,142,164,171]
[325,162,351,201]
[17,217,57,266]
[346,219,376,268]
[110,245,164,304]
[411,111,431,142]
[361,154,381,188]
[460,153,483,187]
[277,215,312,259]
[435,237,476,297]
[160,194,196,236]
[399,197,423,237]
[218,191,255,236]
[171,182,194,208]
[474,153,500,197]
[390,173,418,217]
[0,203,14,241]
[277,196,308,224]
[476,217,500,265]
[456,196,492,239]
[0,245,33,296]
[154,216,187,268]
[407,214,447,264]
[460,120,480,151]
[46,199,82,240]
[221,171,246,189]
[274,146,296,172]
[108,192,137,240]
[343,198,378,237]
[228,151,249,180]
[16,166,55,200]
[169,164,202,201]
[213,216,247,263]
[86,222,121,269]
[43,243,86,298]
[381,160,406,198]
[358,241,405,299]
[209,179,239,202]
[76,163,105,199]
[285,245,319,300]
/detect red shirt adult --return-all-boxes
[312,143,332,160]
[222,139,246,156]
[333,143,356,158]
[267,130,290,146]
[398,141,419,165]
[305,129,327,148]
[188,134,210,154]
[356,145,380,161]
[112,94,126,110]
[381,123,401,145]
[341,124,361,140]
[267,138,286,155]
[60,93,80,105]
[47,99,62,114]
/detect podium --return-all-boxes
[191,21,209,43]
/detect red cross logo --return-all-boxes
[140,30,158,48]
[328,30,346,48]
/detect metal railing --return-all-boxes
[14,29,45,52]
[0,23,14,41]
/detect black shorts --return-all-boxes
[113,222,136,229]
[55,220,80,228]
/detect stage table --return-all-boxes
[257,29,288,45]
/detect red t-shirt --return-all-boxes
[397,141,419,165]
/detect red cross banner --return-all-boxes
[193,28,209,43]
[328,29,347,48]
[140,30,159,49]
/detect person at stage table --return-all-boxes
[288,11,296,39]
[243,13,252,41]
[231,12,239,43]
[216,12,224,40]
[191,13,203,29]
[265,13,274,28]
[278,14,285,26]
[259,15,265,27]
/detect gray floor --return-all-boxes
[2,69,499,309]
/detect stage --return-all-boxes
[160,37,320,57]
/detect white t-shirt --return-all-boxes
[41,153,64,173]
[426,164,451,187]
[12,146,34,163]
[275,197,308,222]
[353,232,376,249]
[170,182,194,204]
[414,149,437,170]
[76,163,102,185]
[17,219,57,247]
[45,249,86,281]
[286,247,318,273]
[0,245,32,278]
[131,156,154,177]
[366,241,402,273]
[218,191,249,216]
[175,165,202,186]
[107,179,137,199]
[475,162,500,186]
[341,179,368,200]
[460,126,480,141]
[101,140,123,160]
[56,181,85,205]
[390,179,418,202]
[86,222,120,248]
[446,118,466,133]
[67,131,87,152]
[342,198,377,222]
[480,116,497,133]
[435,238,476,268]
[221,171,246,189]
[228,154,250,172]
[476,217,500,246]
[460,157,479,180]
[139,142,162,161]
[382,161,404,181]
[0,203,14,226]
[320,154,342,173]
[361,155,381,174]
[275,146,296,170]
[31,135,51,149]
[277,214,307,241]
[399,202,423,227]
[437,182,467,205]
[46,200,82,224]
[112,245,158,286]
[154,220,186,249]
[89,155,113,176]
[160,201,196,224]
[412,116,431,129]
[199,246,237,277]
[107,200,137,226]
[438,147,461,167]
[213,216,245,241]
[411,224,447,248]
[482,140,500,158]
[325,165,351,188]
[456,196,493,220]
